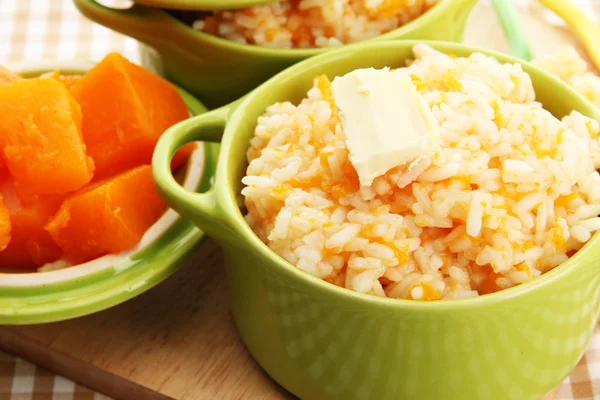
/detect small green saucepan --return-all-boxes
[73,0,478,109]
[0,61,218,325]
[152,40,600,400]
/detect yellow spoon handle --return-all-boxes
[537,0,596,35]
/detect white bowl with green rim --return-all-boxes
[0,60,218,325]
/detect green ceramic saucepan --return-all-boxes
[73,0,478,109]
[153,41,600,400]
[0,61,219,325]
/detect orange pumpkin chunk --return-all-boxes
[172,143,197,170]
[0,78,94,197]
[0,154,7,176]
[0,195,10,251]
[0,67,21,84]
[45,165,166,264]
[476,265,502,295]
[71,53,190,179]
[43,70,83,93]
[56,74,83,92]
[0,180,62,269]
[0,63,11,176]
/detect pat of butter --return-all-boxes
[331,67,440,187]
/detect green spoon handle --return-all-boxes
[490,0,534,61]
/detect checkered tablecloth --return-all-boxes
[1,0,600,399]
[0,0,139,64]
[0,352,111,400]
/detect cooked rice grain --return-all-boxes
[534,46,600,109]
[193,0,440,48]
[243,44,600,300]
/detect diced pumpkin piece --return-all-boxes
[45,165,166,264]
[0,67,21,84]
[0,155,7,176]
[3,201,63,269]
[43,70,83,93]
[0,78,94,197]
[172,143,197,171]
[476,265,501,295]
[0,196,10,251]
[0,180,62,269]
[0,67,20,175]
[0,178,20,212]
[71,53,190,179]
[56,74,83,92]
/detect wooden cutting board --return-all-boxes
[0,3,592,399]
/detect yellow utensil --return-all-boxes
[538,0,600,70]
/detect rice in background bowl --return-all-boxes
[533,46,600,109]
[242,44,600,301]
[191,0,441,48]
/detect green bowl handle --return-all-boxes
[73,0,170,44]
[153,106,235,243]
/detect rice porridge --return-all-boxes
[191,0,441,48]
[242,44,600,300]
